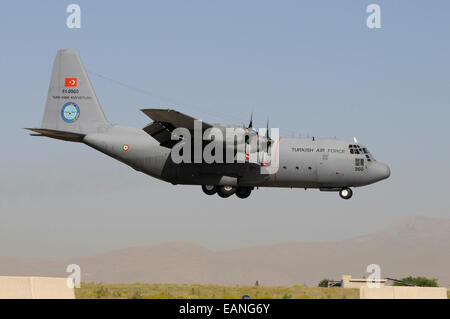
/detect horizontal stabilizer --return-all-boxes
[25,128,85,142]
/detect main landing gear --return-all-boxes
[201,184,216,195]
[339,187,353,200]
[201,185,253,199]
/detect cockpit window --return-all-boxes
[349,144,375,161]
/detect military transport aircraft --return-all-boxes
[27,49,390,200]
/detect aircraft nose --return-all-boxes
[369,161,391,182]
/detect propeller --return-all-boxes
[265,118,273,147]
[245,111,257,146]
[243,111,273,154]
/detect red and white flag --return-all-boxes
[65,78,77,87]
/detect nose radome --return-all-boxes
[370,161,391,182]
[384,163,391,179]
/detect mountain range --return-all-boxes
[0,216,448,286]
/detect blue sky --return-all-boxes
[0,1,449,257]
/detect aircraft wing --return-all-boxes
[141,109,212,148]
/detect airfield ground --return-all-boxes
[75,282,360,299]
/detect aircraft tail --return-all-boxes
[38,49,110,135]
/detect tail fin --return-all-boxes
[40,49,110,134]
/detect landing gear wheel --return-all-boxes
[202,185,217,195]
[236,187,252,199]
[339,187,353,200]
[217,185,236,198]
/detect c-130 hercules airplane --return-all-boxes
[27,49,390,200]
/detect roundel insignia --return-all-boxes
[122,144,129,151]
[61,102,80,123]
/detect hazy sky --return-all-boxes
[0,1,449,258]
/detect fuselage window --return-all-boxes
[355,158,365,171]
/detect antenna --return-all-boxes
[353,137,358,144]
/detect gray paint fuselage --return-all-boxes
[83,125,390,189]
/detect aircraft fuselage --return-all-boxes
[83,125,390,192]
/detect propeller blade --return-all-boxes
[248,112,253,129]
[264,118,273,149]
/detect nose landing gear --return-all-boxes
[339,187,353,200]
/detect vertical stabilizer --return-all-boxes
[41,49,110,134]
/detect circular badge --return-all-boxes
[61,102,80,123]
[122,144,129,151]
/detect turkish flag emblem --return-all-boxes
[65,78,77,87]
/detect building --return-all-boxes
[341,275,386,289]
